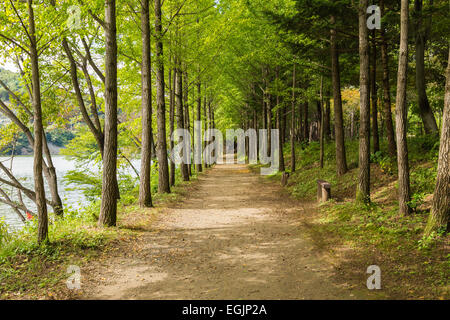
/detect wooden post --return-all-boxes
[317,180,331,202]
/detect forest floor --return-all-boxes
[78,161,383,300]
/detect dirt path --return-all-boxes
[82,162,375,300]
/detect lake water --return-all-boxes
[0,156,86,230]
[0,155,142,230]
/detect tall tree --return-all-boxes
[319,76,325,169]
[155,0,171,193]
[425,46,450,234]
[379,0,397,157]
[169,67,176,186]
[276,71,285,172]
[330,15,348,176]
[357,0,371,203]
[395,0,412,216]
[183,70,192,176]
[290,63,296,172]
[139,0,153,208]
[175,63,189,181]
[371,29,380,153]
[98,0,118,227]
[414,0,439,134]
[196,81,203,173]
[28,0,48,243]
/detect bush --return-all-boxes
[371,151,395,175]
[0,217,11,246]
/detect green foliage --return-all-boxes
[0,217,11,246]
[371,151,395,175]
[410,166,437,195]
[0,68,21,102]
[418,229,447,250]
[408,193,426,213]
[46,129,75,148]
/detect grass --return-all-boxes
[0,165,202,300]
[267,135,449,299]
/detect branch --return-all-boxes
[0,188,26,223]
[0,79,33,117]
[0,32,30,55]
[81,37,105,83]
[9,0,32,43]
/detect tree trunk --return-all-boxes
[99,0,118,227]
[28,0,48,243]
[357,0,371,203]
[380,0,397,157]
[291,64,296,172]
[175,64,189,181]
[196,81,202,172]
[203,90,208,168]
[282,105,287,145]
[139,0,153,208]
[154,0,171,193]
[303,102,309,143]
[320,76,325,169]
[277,86,285,173]
[371,29,380,153]
[183,71,192,176]
[324,88,331,140]
[254,108,259,161]
[330,15,348,175]
[425,46,450,234]
[395,0,412,216]
[208,101,213,163]
[169,66,176,186]
[267,93,272,152]
[414,0,439,134]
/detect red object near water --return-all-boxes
[26,212,33,220]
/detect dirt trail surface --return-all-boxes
[82,162,375,299]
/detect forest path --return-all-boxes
[82,161,374,299]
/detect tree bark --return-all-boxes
[380,0,397,158]
[267,94,272,152]
[395,0,412,216]
[291,64,296,172]
[414,0,439,134]
[28,0,48,243]
[196,81,203,172]
[99,0,118,227]
[175,63,189,181]
[155,0,171,193]
[324,88,331,140]
[139,0,153,208]
[183,71,192,176]
[303,102,309,143]
[330,15,348,175]
[320,76,325,169]
[357,0,371,203]
[203,89,208,168]
[425,46,450,234]
[320,76,326,169]
[169,67,176,186]
[277,76,285,173]
[371,29,380,153]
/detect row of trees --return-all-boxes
[211,0,448,233]
[0,0,448,244]
[0,0,224,243]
